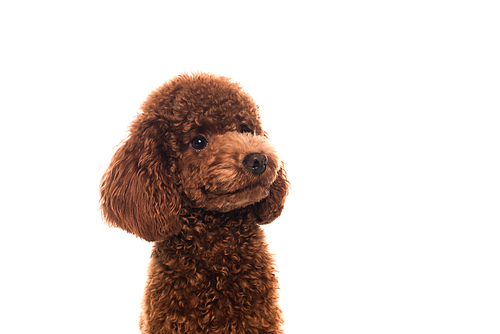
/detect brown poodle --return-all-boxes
[100,72,289,333]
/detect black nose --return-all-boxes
[243,153,268,175]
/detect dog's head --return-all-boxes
[100,73,289,241]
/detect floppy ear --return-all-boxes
[254,165,290,224]
[100,116,181,241]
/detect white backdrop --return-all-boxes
[1,1,499,333]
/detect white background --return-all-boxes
[1,1,499,333]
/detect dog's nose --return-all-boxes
[243,153,268,175]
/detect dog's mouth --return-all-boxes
[203,183,271,203]
[199,180,271,212]
[202,181,265,197]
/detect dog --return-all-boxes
[100,72,289,333]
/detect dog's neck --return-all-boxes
[156,206,260,246]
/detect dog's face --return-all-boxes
[100,73,289,241]
[179,121,281,213]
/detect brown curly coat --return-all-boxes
[100,73,289,333]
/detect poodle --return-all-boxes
[100,73,289,333]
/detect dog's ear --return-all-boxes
[100,115,181,242]
[254,165,290,224]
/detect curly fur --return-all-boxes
[100,73,289,333]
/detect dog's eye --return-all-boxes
[240,126,253,134]
[191,135,208,151]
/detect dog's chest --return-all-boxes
[144,221,281,332]
[152,221,273,292]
